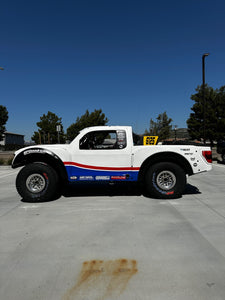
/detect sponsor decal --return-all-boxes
[43,172,48,180]
[24,149,45,155]
[70,176,78,180]
[95,176,110,180]
[79,176,94,180]
[166,191,174,195]
[111,176,126,180]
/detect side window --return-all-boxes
[79,130,126,150]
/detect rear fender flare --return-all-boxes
[138,152,193,182]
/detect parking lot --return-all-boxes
[0,163,225,300]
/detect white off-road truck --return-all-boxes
[12,126,212,201]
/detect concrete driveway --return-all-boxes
[0,164,225,300]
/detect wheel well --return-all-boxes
[138,152,193,182]
[12,151,68,185]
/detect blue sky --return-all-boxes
[1,0,225,141]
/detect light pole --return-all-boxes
[174,125,177,141]
[202,53,209,143]
[56,125,61,143]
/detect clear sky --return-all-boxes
[1,0,225,141]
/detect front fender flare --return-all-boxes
[12,147,68,184]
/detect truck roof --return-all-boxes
[79,125,132,134]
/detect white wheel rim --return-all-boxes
[26,174,46,193]
[156,170,176,191]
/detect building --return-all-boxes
[0,132,24,146]
[169,128,190,140]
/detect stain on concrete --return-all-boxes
[63,259,138,300]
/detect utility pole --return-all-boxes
[56,125,61,144]
[174,125,177,141]
[202,53,209,143]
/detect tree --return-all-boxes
[0,105,8,141]
[215,86,225,140]
[146,112,173,141]
[32,111,65,144]
[187,85,225,143]
[67,109,108,141]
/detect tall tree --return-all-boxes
[187,85,225,143]
[32,111,65,144]
[67,109,108,141]
[0,105,8,141]
[215,86,225,140]
[147,112,173,141]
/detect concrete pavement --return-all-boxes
[0,164,225,300]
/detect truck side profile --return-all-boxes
[12,126,212,201]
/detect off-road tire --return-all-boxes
[145,162,186,199]
[16,163,59,202]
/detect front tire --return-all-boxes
[16,163,59,202]
[145,162,186,199]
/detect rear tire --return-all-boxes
[16,163,59,202]
[145,162,186,199]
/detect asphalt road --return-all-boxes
[0,164,225,300]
